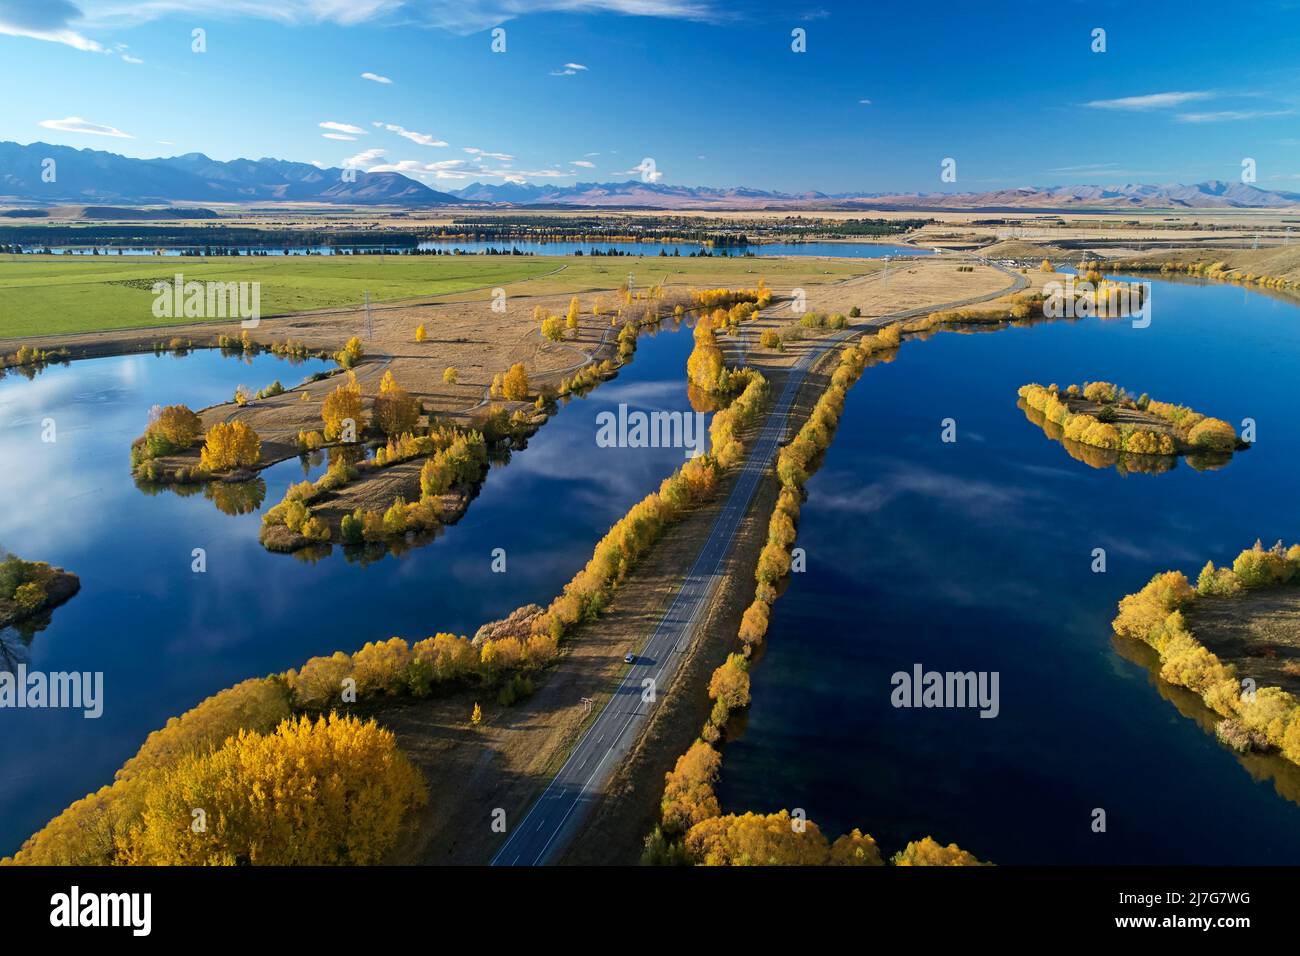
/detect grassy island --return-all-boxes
[0,552,80,631]
[1018,381,1246,473]
[1114,541,1300,765]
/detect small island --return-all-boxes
[1114,540,1300,766]
[1018,381,1247,474]
[0,551,80,630]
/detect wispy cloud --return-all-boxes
[550,62,588,76]
[0,0,107,51]
[38,115,133,138]
[571,160,595,168]
[322,133,357,140]
[464,146,513,161]
[360,71,392,84]
[319,121,367,135]
[1176,108,1297,123]
[1047,162,1123,173]
[74,1,724,37]
[374,121,448,147]
[344,147,387,168]
[1084,91,1213,111]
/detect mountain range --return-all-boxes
[2,141,1297,211]
[0,141,459,206]
[449,179,1300,210]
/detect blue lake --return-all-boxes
[0,324,700,854]
[716,275,1300,864]
[6,272,1299,864]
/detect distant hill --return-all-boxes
[0,141,461,206]
[453,179,1300,210]
[450,180,833,208]
[0,205,220,220]
[2,141,1296,211]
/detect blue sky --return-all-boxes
[1,0,1297,194]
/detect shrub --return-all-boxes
[661,741,721,836]
[119,714,425,865]
[199,420,261,472]
[1233,543,1291,588]
[373,370,421,436]
[891,837,987,866]
[322,377,365,441]
[1083,381,1118,403]
[1187,418,1238,453]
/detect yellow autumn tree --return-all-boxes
[686,318,724,392]
[541,315,563,342]
[151,404,203,449]
[501,362,529,401]
[443,366,459,385]
[415,324,427,342]
[708,653,751,710]
[891,836,987,866]
[199,420,261,472]
[685,811,830,866]
[119,713,425,865]
[335,335,364,369]
[660,740,721,835]
[828,829,884,865]
[373,369,420,436]
[322,375,365,441]
[566,296,581,331]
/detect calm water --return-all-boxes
[28,241,927,259]
[716,275,1300,864]
[0,325,700,854]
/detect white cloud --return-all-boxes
[1084,91,1212,111]
[344,147,387,168]
[121,52,142,63]
[0,0,108,52]
[618,161,662,182]
[571,160,595,167]
[319,121,366,134]
[858,98,871,105]
[1176,109,1297,123]
[357,151,578,184]
[375,122,448,147]
[322,132,357,140]
[366,157,478,180]
[464,147,513,161]
[73,1,723,37]
[564,62,587,70]
[38,115,133,138]
[360,71,392,84]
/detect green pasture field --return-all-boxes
[0,251,882,339]
[0,255,557,338]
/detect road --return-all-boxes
[491,263,1026,866]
